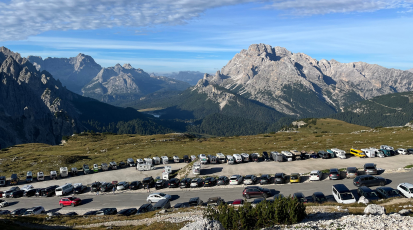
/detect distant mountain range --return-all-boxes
[331,91,413,128]
[0,47,175,148]
[28,54,191,105]
[156,71,205,85]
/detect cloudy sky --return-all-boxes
[1,0,413,73]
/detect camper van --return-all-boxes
[290,150,302,160]
[50,171,58,180]
[55,183,73,196]
[232,154,242,163]
[361,148,377,158]
[173,156,180,163]
[164,166,172,174]
[199,154,208,164]
[161,156,169,164]
[70,167,78,176]
[37,172,44,181]
[190,155,197,162]
[60,167,68,178]
[216,153,226,163]
[227,155,235,164]
[144,158,153,165]
[271,151,283,162]
[281,151,293,161]
[101,163,108,171]
[137,163,154,171]
[331,148,346,159]
[193,163,201,175]
[153,157,161,165]
[350,148,366,158]
[26,171,33,183]
[93,164,99,173]
[10,174,19,185]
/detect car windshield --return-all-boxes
[348,169,357,173]
[159,193,166,197]
[291,175,298,179]
[24,211,33,215]
[84,166,89,169]
[316,196,326,202]
[367,192,379,197]
[261,175,268,179]
[366,166,375,169]
[389,190,400,195]
[409,188,413,193]
[341,193,354,200]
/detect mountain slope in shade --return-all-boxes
[0,47,173,148]
[330,91,413,128]
[82,63,190,105]
[27,54,102,94]
[195,44,413,118]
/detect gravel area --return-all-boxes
[266,212,413,230]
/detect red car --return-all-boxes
[59,197,82,207]
[230,199,244,207]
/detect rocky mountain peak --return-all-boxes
[123,63,133,69]
[408,68,413,73]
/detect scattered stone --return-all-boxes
[399,209,410,215]
[358,196,370,205]
[364,204,386,215]
[180,218,224,230]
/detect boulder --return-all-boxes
[358,196,369,205]
[180,218,224,230]
[398,209,410,216]
[364,204,386,215]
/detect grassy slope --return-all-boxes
[2,118,413,178]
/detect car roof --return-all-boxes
[274,173,284,176]
[347,167,357,170]
[330,168,339,172]
[400,183,413,188]
[293,192,304,197]
[358,186,373,192]
[313,192,324,197]
[233,199,243,203]
[310,170,319,173]
[364,163,375,166]
[189,197,199,201]
[377,187,393,191]
[333,184,350,193]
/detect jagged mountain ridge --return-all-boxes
[195,44,413,117]
[27,54,102,94]
[82,63,190,104]
[157,71,204,85]
[0,47,173,148]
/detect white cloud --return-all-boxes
[266,0,413,15]
[0,0,254,41]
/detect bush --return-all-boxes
[203,197,306,229]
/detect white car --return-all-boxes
[0,199,9,208]
[229,175,243,185]
[146,193,171,203]
[240,153,250,162]
[232,154,242,163]
[397,148,407,155]
[397,183,413,198]
[332,184,356,204]
[309,170,323,181]
[23,206,45,216]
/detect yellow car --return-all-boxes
[290,173,300,183]
[350,148,366,158]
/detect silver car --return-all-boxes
[243,175,257,185]
[146,193,171,203]
[229,175,243,185]
[116,181,129,190]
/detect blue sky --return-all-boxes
[1,0,413,73]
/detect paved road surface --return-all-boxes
[1,171,412,214]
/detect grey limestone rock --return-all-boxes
[194,44,413,117]
[364,204,386,215]
[180,218,224,230]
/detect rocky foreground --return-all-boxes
[179,204,413,230]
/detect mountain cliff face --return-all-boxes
[408,68,413,73]
[0,47,84,148]
[27,54,102,94]
[195,44,413,117]
[82,63,190,104]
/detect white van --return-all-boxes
[331,148,347,159]
[173,156,180,163]
[60,167,68,178]
[200,154,208,164]
[216,153,226,163]
[332,184,356,204]
[153,157,161,165]
[227,155,234,164]
[161,156,169,164]
[232,154,242,163]
[240,153,250,162]
[361,148,377,158]
[144,158,153,165]
[281,151,293,161]
[55,183,74,196]
[37,172,44,181]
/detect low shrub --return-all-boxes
[203,197,306,229]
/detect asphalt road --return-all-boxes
[1,171,412,214]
